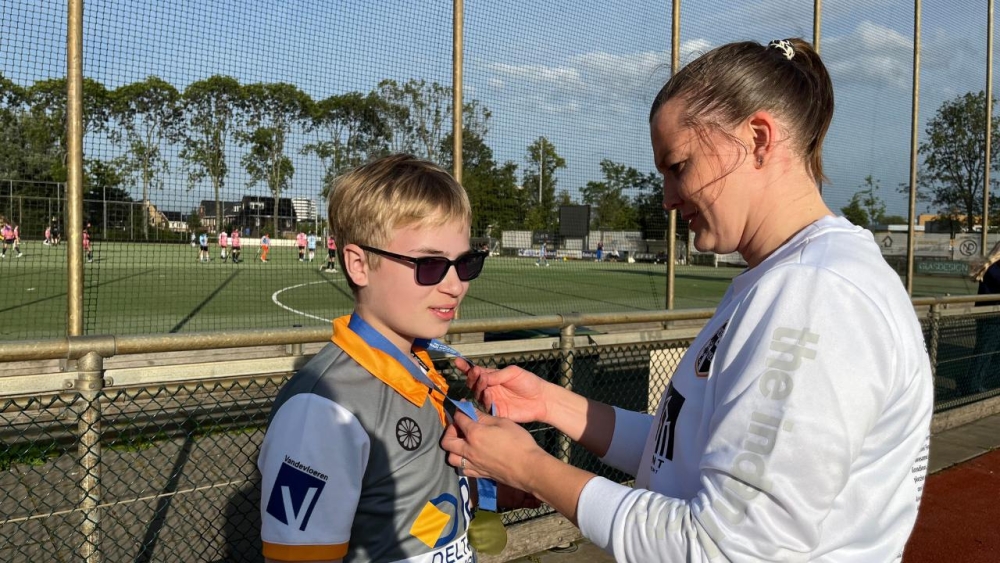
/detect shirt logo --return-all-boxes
[396,417,422,451]
[695,322,728,377]
[265,458,327,531]
[651,384,685,473]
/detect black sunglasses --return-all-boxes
[358,245,487,286]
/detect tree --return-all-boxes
[522,136,565,232]
[84,157,131,234]
[109,76,182,240]
[25,77,110,183]
[856,175,886,225]
[919,91,1000,230]
[581,160,649,230]
[840,194,869,227]
[0,75,61,184]
[187,207,202,233]
[239,82,312,232]
[303,91,389,199]
[180,75,244,234]
[373,79,491,167]
[441,130,523,238]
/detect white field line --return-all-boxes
[271,281,333,322]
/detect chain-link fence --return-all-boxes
[3,1,1000,339]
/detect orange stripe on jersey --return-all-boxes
[262,541,347,561]
[331,315,449,425]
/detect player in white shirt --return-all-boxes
[441,38,933,562]
[306,232,317,262]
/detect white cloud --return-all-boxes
[824,20,915,90]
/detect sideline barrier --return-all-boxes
[2,298,1000,561]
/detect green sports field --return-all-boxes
[0,241,981,340]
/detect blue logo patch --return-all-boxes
[266,461,327,531]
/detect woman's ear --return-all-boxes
[747,110,777,168]
[342,244,370,288]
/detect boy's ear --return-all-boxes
[342,244,370,288]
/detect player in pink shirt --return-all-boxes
[230,229,242,263]
[0,220,16,258]
[83,224,93,263]
[296,231,307,261]
[219,231,229,262]
[324,235,337,272]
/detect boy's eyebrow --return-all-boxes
[407,246,471,256]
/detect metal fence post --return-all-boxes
[74,351,106,563]
[928,303,941,379]
[557,322,577,463]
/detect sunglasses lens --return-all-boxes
[415,258,450,285]
[455,252,486,281]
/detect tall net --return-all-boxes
[0,1,998,340]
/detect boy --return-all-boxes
[258,154,491,562]
[296,231,307,261]
[231,229,242,263]
[325,235,337,272]
[219,230,229,262]
[306,232,317,262]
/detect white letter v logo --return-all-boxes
[281,485,318,530]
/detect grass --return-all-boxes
[0,240,980,340]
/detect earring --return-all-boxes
[755,156,764,168]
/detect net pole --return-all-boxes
[67,0,85,337]
[983,0,994,255]
[666,0,680,311]
[906,0,922,296]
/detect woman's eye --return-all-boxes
[668,161,685,175]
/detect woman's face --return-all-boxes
[650,99,757,255]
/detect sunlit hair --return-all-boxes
[649,38,834,183]
[971,240,1000,282]
[327,153,471,290]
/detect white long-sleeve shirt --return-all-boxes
[578,216,933,562]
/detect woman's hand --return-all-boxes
[441,409,547,493]
[454,358,551,425]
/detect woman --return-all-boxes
[965,240,1000,394]
[442,38,933,561]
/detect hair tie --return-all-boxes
[768,39,795,60]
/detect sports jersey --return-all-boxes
[82,231,91,249]
[296,233,307,247]
[307,234,317,249]
[219,233,228,246]
[261,235,270,247]
[577,216,933,562]
[260,316,474,562]
[328,237,337,250]
[231,232,241,248]
[1,225,11,241]
[199,234,208,247]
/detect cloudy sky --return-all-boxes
[1,0,994,218]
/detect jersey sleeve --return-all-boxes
[259,393,371,561]
[599,407,653,476]
[579,264,898,561]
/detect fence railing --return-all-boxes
[2,299,1000,562]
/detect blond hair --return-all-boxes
[971,240,1000,282]
[327,154,471,289]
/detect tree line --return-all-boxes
[841,90,1000,232]
[0,73,670,241]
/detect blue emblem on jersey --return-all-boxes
[266,460,327,531]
